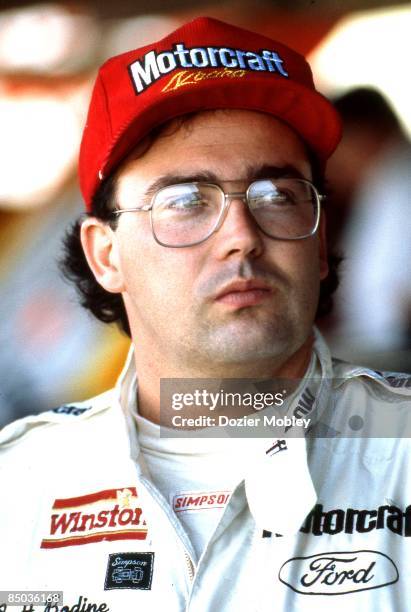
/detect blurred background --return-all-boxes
[0,0,410,427]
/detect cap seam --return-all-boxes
[100,73,114,143]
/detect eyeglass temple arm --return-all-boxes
[111,204,153,215]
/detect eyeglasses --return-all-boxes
[111,178,325,248]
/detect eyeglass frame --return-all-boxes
[110,177,326,248]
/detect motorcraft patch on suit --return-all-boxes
[300,503,411,537]
[279,550,399,595]
[105,552,154,590]
[41,487,148,549]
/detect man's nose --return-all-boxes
[212,196,264,259]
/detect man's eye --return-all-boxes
[251,192,294,207]
[168,195,204,208]
[159,194,212,213]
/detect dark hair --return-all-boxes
[333,87,402,135]
[60,174,131,336]
[60,125,340,336]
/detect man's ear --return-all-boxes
[80,217,125,293]
[318,211,329,281]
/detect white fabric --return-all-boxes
[134,351,320,550]
[1,330,411,611]
[135,409,243,560]
[244,437,317,534]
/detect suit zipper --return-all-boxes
[185,550,195,581]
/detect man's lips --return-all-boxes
[214,279,273,308]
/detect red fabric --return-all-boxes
[79,16,341,210]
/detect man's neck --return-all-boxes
[133,334,315,425]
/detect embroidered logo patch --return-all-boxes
[300,502,411,537]
[128,43,289,94]
[105,552,154,590]
[41,487,148,549]
[279,550,399,595]
[172,490,231,513]
[161,67,246,93]
[52,404,91,416]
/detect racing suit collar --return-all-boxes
[115,329,334,534]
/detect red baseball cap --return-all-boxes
[79,16,341,210]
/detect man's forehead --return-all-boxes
[120,109,311,178]
[145,108,304,144]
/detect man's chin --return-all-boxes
[200,323,296,366]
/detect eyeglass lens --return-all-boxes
[152,179,319,246]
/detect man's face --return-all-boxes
[96,110,327,376]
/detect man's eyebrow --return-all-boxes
[142,172,218,198]
[141,165,306,198]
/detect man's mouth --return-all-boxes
[214,279,273,308]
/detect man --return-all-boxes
[1,16,410,612]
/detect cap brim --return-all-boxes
[100,74,341,181]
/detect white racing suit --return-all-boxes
[1,331,411,611]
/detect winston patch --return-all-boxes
[41,487,148,549]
